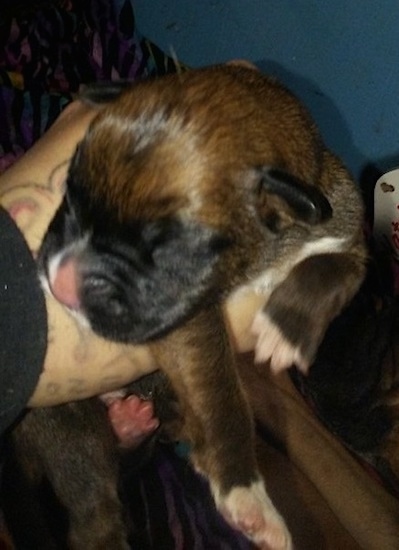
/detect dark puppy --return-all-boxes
[3,399,127,550]
[2,374,177,550]
[36,64,367,549]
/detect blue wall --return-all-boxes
[134,1,399,187]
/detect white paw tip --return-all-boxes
[215,480,293,550]
[251,312,308,373]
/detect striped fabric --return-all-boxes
[0,0,177,171]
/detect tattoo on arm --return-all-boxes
[0,160,70,254]
[45,382,61,396]
[67,378,89,398]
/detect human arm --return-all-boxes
[0,99,264,417]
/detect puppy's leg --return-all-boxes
[46,403,130,550]
[2,433,59,550]
[103,393,160,448]
[151,305,292,550]
[252,252,366,373]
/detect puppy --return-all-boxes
[36,64,367,549]
[2,374,177,550]
[3,399,128,550]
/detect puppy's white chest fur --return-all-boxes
[248,235,348,298]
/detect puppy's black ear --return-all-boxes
[79,80,135,105]
[255,167,332,232]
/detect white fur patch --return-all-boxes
[214,479,292,550]
[250,236,347,296]
[298,235,347,259]
[40,235,92,328]
[46,249,68,290]
[252,311,308,373]
[99,389,128,405]
[43,233,90,291]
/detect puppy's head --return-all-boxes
[39,67,331,344]
[39,152,230,343]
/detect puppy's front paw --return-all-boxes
[107,395,160,448]
[216,480,292,550]
[251,310,309,373]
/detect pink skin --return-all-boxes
[107,395,160,449]
[50,256,81,309]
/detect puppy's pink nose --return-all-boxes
[50,257,81,310]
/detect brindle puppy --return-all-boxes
[35,64,366,549]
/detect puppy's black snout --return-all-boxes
[83,277,128,319]
[106,293,128,318]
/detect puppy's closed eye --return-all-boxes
[60,218,232,343]
[141,218,231,263]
